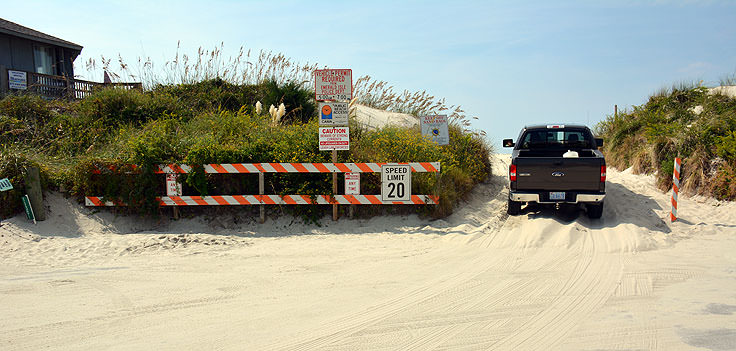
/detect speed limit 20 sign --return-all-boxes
[381,164,411,201]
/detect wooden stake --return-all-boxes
[332,149,338,221]
[259,172,265,223]
[25,166,46,221]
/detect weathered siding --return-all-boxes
[0,34,11,67]
[7,34,34,72]
[0,32,76,77]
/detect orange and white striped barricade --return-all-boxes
[86,162,440,206]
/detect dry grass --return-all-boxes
[81,42,320,89]
[351,76,483,137]
[80,42,487,139]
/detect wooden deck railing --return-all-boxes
[1,67,142,99]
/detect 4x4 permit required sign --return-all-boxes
[315,69,352,101]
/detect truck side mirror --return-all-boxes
[503,139,515,147]
[595,138,604,148]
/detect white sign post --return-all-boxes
[8,70,27,90]
[345,172,360,195]
[319,101,349,126]
[166,174,182,196]
[319,127,350,151]
[420,115,449,145]
[381,164,411,201]
[315,69,352,101]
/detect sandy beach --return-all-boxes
[1,155,735,350]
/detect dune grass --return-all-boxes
[595,82,736,200]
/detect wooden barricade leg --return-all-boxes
[332,150,338,221]
[259,172,265,223]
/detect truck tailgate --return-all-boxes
[515,157,601,191]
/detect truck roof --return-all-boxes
[524,124,590,130]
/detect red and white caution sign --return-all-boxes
[166,174,182,196]
[670,157,681,222]
[319,127,350,151]
[345,172,360,195]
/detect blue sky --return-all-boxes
[4,1,736,148]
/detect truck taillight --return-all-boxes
[601,165,606,182]
[510,164,517,181]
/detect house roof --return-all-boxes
[0,17,83,52]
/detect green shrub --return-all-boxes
[78,88,185,126]
[260,79,316,124]
[1,79,492,220]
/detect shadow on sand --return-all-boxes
[517,182,671,234]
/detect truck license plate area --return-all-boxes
[549,192,565,200]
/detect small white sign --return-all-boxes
[345,172,360,195]
[420,115,449,145]
[8,70,27,90]
[315,69,352,101]
[319,101,349,126]
[166,174,182,196]
[319,127,350,151]
[381,164,411,201]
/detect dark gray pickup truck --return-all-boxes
[503,124,606,219]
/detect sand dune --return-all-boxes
[1,155,735,350]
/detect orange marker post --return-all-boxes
[670,157,681,222]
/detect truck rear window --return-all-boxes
[520,129,592,149]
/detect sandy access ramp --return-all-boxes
[1,155,735,350]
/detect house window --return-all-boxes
[33,45,56,75]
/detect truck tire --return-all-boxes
[586,201,603,219]
[508,198,521,215]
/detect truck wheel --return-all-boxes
[508,198,521,215]
[586,201,603,219]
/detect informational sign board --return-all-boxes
[420,115,449,145]
[22,195,36,224]
[319,102,349,126]
[381,164,411,201]
[0,178,13,192]
[8,70,27,90]
[314,69,352,101]
[319,127,350,151]
[166,174,182,196]
[345,172,360,195]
